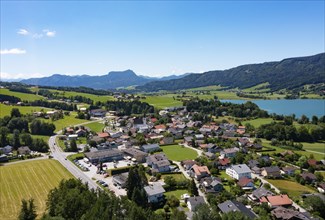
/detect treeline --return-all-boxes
[38,89,94,104]
[0,94,21,103]
[39,85,113,95]
[185,99,269,118]
[256,122,325,142]
[105,100,155,116]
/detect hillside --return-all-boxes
[137,53,325,92]
[20,70,188,89]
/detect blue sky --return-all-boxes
[1,1,324,79]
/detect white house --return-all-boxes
[187,196,205,212]
[144,183,165,203]
[226,164,252,180]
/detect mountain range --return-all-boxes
[20,53,325,91]
[138,53,325,92]
[20,70,189,89]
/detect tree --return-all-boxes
[304,195,325,218]
[189,179,199,196]
[311,116,318,124]
[69,139,78,152]
[12,129,21,149]
[193,204,220,220]
[11,108,21,118]
[170,208,187,220]
[21,133,33,146]
[126,166,148,199]
[0,126,9,147]
[18,199,37,220]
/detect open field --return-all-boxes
[0,159,74,220]
[301,141,325,154]
[143,95,183,109]
[267,179,315,201]
[161,145,198,161]
[0,88,44,102]
[31,135,51,143]
[186,85,224,91]
[0,104,51,117]
[48,113,88,132]
[85,121,105,132]
[242,83,270,93]
[243,118,276,127]
[261,139,325,160]
[48,89,115,103]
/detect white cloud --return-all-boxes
[32,33,44,39]
[17,29,29,35]
[0,72,44,80]
[0,48,26,55]
[43,29,56,37]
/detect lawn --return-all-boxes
[161,145,198,161]
[0,88,44,102]
[164,189,189,199]
[161,173,188,182]
[267,179,315,201]
[0,104,51,117]
[0,159,73,220]
[48,113,88,132]
[31,135,51,143]
[85,121,105,133]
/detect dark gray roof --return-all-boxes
[155,160,170,167]
[85,149,122,160]
[141,144,160,150]
[218,200,257,219]
[231,164,251,174]
[122,148,148,157]
[263,166,280,173]
[187,196,205,210]
[252,187,274,199]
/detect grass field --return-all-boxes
[48,113,88,132]
[161,173,187,182]
[31,135,51,143]
[260,139,325,160]
[0,159,73,219]
[301,142,325,154]
[267,179,315,201]
[242,83,270,93]
[0,88,44,102]
[161,145,198,161]
[243,118,276,128]
[85,121,105,132]
[143,95,183,109]
[48,89,115,103]
[0,104,51,117]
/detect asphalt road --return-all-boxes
[49,135,99,190]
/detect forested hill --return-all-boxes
[137,53,325,92]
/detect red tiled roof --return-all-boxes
[155,124,166,130]
[237,177,253,187]
[218,158,230,166]
[261,194,292,207]
[192,164,210,176]
[97,132,109,138]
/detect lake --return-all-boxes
[221,99,325,118]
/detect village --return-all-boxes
[21,106,322,219]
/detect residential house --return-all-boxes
[97,132,110,139]
[217,158,231,170]
[0,145,13,154]
[112,173,129,188]
[271,206,312,220]
[200,177,223,194]
[191,164,211,180]
[307,159,317,167]
[140,144,160,153]
[300,172,317,184]
[154,124,166,133]
[146,153,170,173]
[122,148,148,163]
[251,166,262,175]
[218,200,257,219]
[260,195,293,208]
[90,109,107,117]
[237,177,255,190]
[220,147,240,158]
[184,136,194,146]
[226,164,252,180]
[187,196,205,212]
[247,160,260,169]
[249,187,274,201]
[204,152,216,160]
[238,137,250,147]
[160,137,174,145]
[281,167,297,176]
[261,166,282,178]
[236,126,246,135]
[144,183,166,203]
[76,129,87,137]
[18,146,31,155]
[85,149,123,164]
[181,160,198,170]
